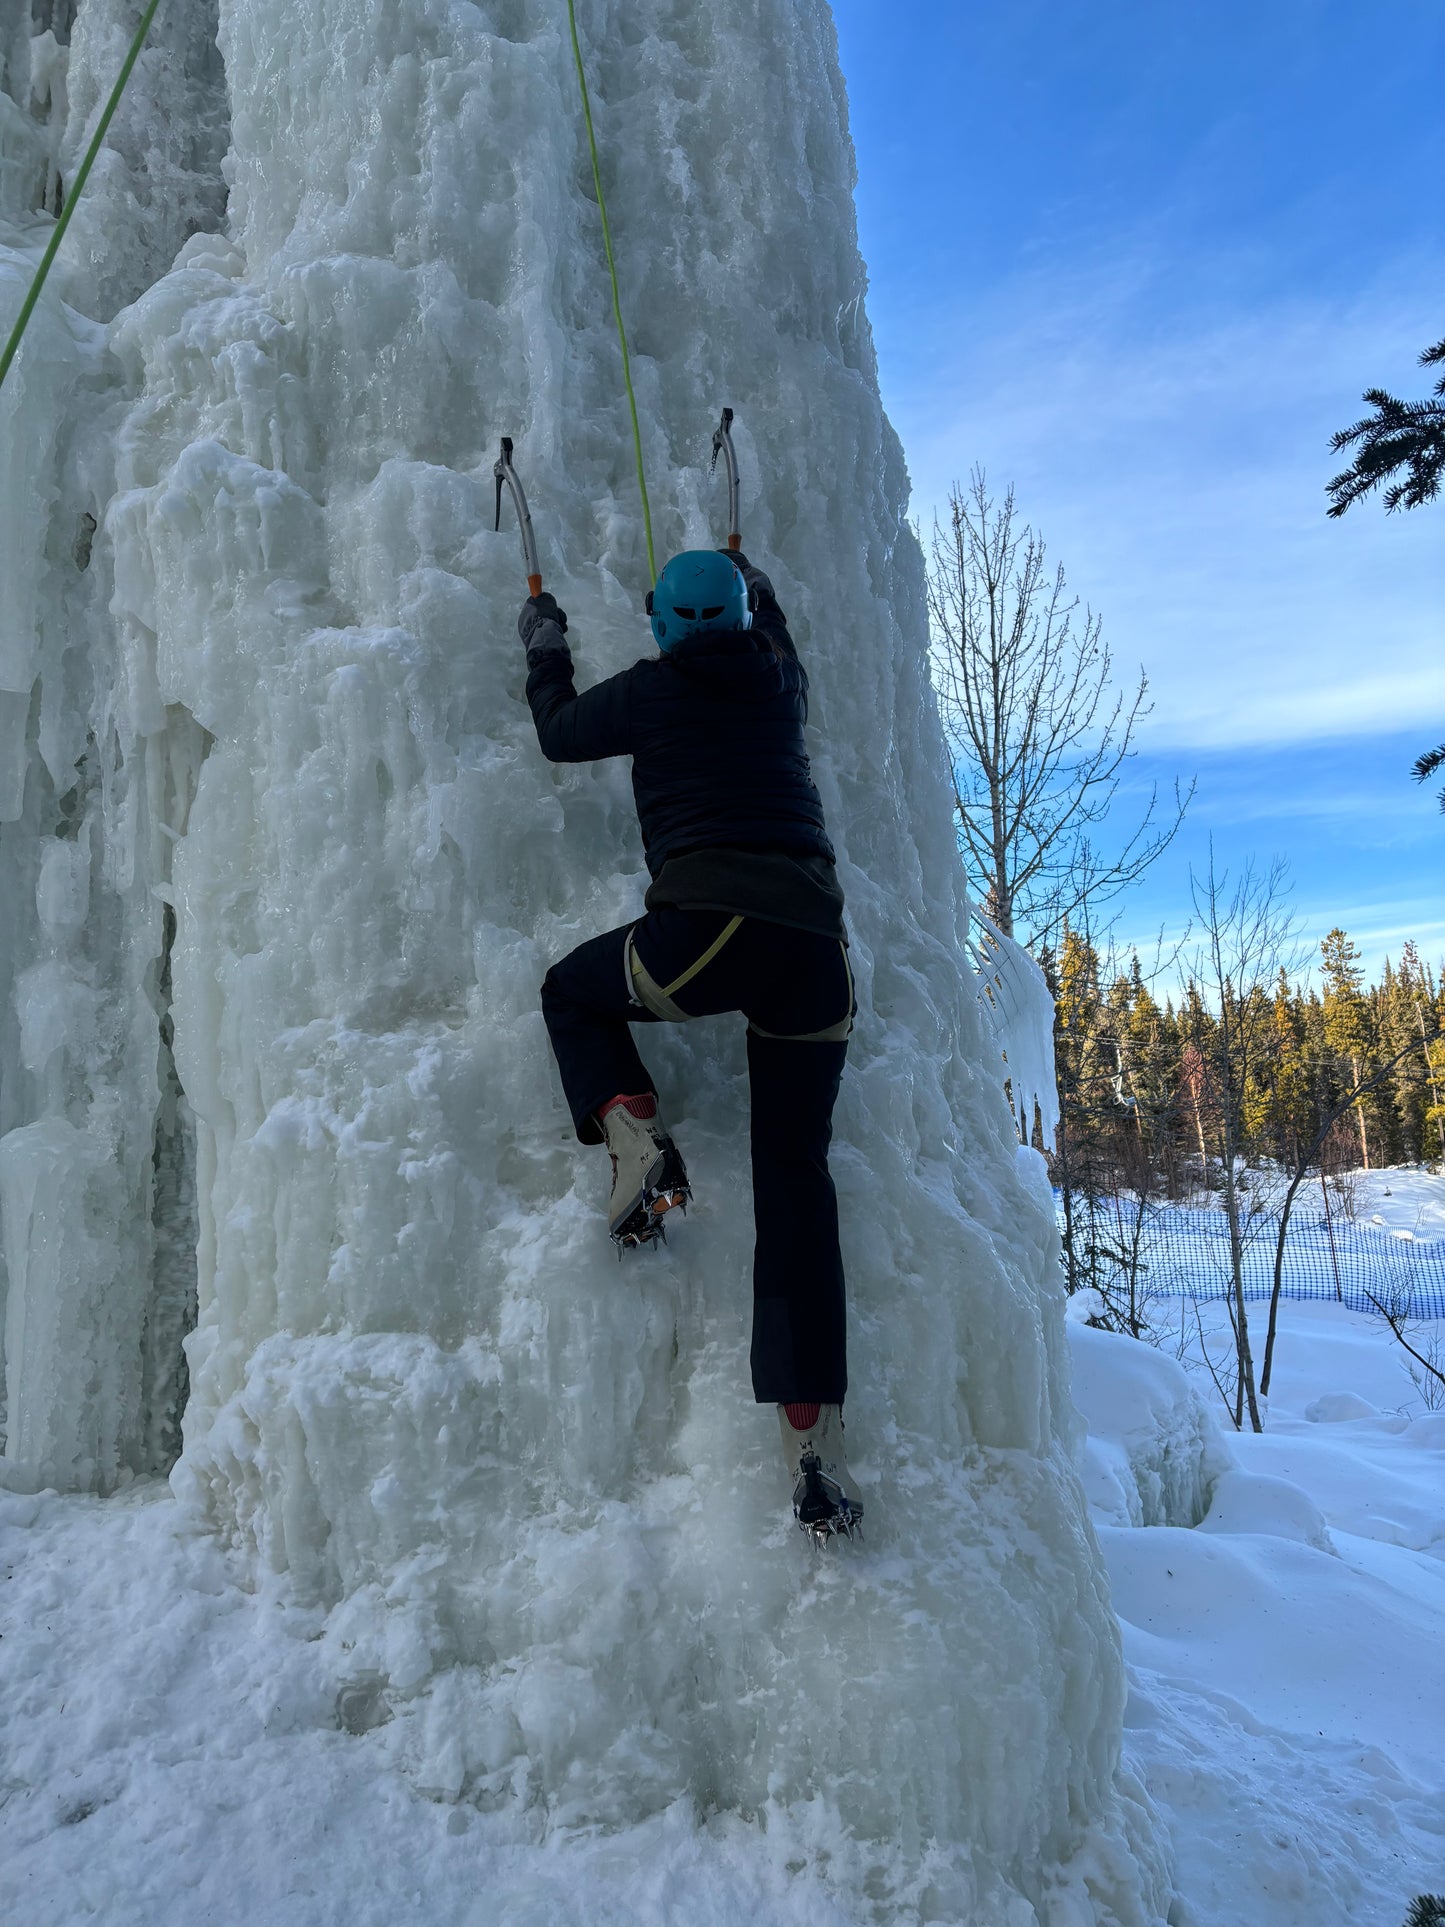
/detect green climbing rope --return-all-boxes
[565,0,657,584]
[0,0,165,396]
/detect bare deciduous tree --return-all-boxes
[1185,851,1307,1431]
[927,470,1191,947]
[1366,1285,1445,1413]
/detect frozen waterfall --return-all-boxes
[0,2,1170,1917]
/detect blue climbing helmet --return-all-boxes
[645,550,751,651]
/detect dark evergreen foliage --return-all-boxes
[1413,740,1445,813]
[1047,925,1445,1245]
[1403,1898,1445,1927]
[1326,335,1445,516]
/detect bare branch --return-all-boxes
[927,470,1191,945]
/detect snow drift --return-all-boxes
[1,3,1170,1916]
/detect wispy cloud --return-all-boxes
[879,245,1445,749]
[1102,730,1445,982]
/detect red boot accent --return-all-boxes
[598,1092,658,1123]
[784,1402,821,1432]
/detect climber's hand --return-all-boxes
[519,593,570,661]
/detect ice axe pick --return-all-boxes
[494,437,543,597]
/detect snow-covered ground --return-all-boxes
[1348,1165,1445,1241]
[4,1292,1441,1927]
[1078,1296,1445,1927]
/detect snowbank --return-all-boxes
[1077,1300,1445,1927]
[1067,1320,1225,1530]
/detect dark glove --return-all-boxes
[519,593,571,668]
[518,592,568,647]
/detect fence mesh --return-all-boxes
[1062,1198,1445,1320]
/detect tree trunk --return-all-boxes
[1220,1151,1262,1431]
[1351,1055,1370,1169]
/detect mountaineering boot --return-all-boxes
[600,1094,690,1249]
[778,1403,863,1545]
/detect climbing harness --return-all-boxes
[493,437,543,596]
[711,407,742,553]
[565,0,655,582]
[0,0,164,396]
[627,917,744,1022]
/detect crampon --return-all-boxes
[792,1450,863,1547]
[610,1137,691,1251]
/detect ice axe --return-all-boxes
[711,407,742,554]
[494,437,542,597]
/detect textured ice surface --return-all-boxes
[969,912,1061,1147]
[0,0,217,1487]
[0,3,1170,1915]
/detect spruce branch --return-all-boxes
[1412,741,1445,813]
[1326,334,1445,516]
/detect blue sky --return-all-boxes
[831,0,1445,983]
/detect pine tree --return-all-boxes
[1320,928,1377,1168]
[1176,983,1220,1174]
[1119,958,1181,1161]
[1394,942,1445,1161]
[1255,967,1311,1165]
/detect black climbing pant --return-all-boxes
[540,908,853,1406]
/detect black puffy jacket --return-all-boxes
[525,583,836,878]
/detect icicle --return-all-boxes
[966,905,1060,1147]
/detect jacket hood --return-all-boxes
[657,628,792,702]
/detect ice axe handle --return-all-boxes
[711,407,742,555]
[494,437,543,596]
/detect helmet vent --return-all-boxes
[674,605,696,619]
[701,605,724,619]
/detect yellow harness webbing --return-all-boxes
[659,915,744,998]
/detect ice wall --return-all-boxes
[1,2,1170,1916]
[1,0,223,1484]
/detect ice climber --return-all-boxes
[520,549,863,1541]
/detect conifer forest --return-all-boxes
[1048,927,1445,1197]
